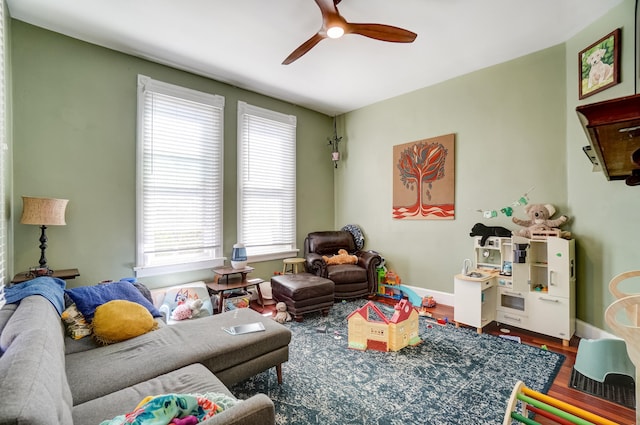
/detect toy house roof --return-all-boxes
[347,301,390,324]
[347,299,416,324]
[389,299,416,323]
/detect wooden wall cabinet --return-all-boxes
[576,93,640,182]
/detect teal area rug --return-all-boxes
[230,300,565,424]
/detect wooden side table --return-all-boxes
[212,265,254,284]
[11,268,80,284]
[208,266,264,313]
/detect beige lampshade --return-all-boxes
[20,196,69,226]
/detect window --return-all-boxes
[237,102,296,261]
[0,0,7,301]
[135,75,224,277]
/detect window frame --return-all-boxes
[135,75,225,277]
[237,101,297,262]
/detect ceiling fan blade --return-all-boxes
[348,23,417,43]
[282,33,326,65]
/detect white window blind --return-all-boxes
[238,102,297,260]
[0,0,7,299]
[135,75,224,277]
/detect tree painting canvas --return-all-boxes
[392,134,455,220]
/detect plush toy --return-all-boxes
[171,299,204,321]
[512,204,571,239]
[469,223,512,246]
[323,249,358,265]
[188,299,204,317]
[171,303,193,321]
[273,302,292,324]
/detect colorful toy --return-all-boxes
[170,298,204,321]
[512,203,571,239]
[347,299,421,352]
[375,270,423,307]
[273,301,292,324]
[422,296,436,308]
[503,380,618,425]
[377,270,403,300]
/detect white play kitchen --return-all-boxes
[454,235,575,346]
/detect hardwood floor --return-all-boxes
[251,299,635,424]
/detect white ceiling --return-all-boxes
[7,0,623,116]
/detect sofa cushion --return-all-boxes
[0,296,73,425]
[72,363,232,423]
[327,264,367,284]
[73,364,275,425]
[92,300,159,344]
[65,280,162,321]
[66,307,291,405]
[305,230,356,256]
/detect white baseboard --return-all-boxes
[401,284,454,309]
[403,284,615,340]
[575,318,619,340]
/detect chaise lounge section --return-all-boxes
[0,290,291,425]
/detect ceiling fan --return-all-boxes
[282,0,417,65]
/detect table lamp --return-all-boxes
[20,196,69,272]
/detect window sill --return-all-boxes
[248,250,300,263]
[134,258,225,278]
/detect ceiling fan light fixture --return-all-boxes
[327,25,344,39]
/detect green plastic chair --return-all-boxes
[574,338,635,382]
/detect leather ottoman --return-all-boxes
[271,273,335,321]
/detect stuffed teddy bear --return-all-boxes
[273,302,292,324]
[512,204,571,239]
[188,298,204,317]
[322,249,358,265]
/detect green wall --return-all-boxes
[11,21,335,288]
[565,0,639,329]
[339,45,567,291]
[338,0,638,331]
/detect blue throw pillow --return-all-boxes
[65,280,162,321]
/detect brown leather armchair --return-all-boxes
[304,230,382,300]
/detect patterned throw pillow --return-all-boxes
[61,303,92,340]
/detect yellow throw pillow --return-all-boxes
[92,299,158,345]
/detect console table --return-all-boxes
[207,266,264,313]
[11,268,80,284]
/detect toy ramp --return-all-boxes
[396,285,422,307]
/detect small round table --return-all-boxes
[282,257,306,274]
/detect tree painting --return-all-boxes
[392,134,455,220]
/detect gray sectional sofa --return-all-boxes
[0,294,291,425]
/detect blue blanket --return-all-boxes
[4,276,66,315]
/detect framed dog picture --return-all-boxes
[578,28,620,99]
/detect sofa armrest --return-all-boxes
[356,250,381,270]
[356,250,383,293]
[202,393,275,425]
[305,252,327,277]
